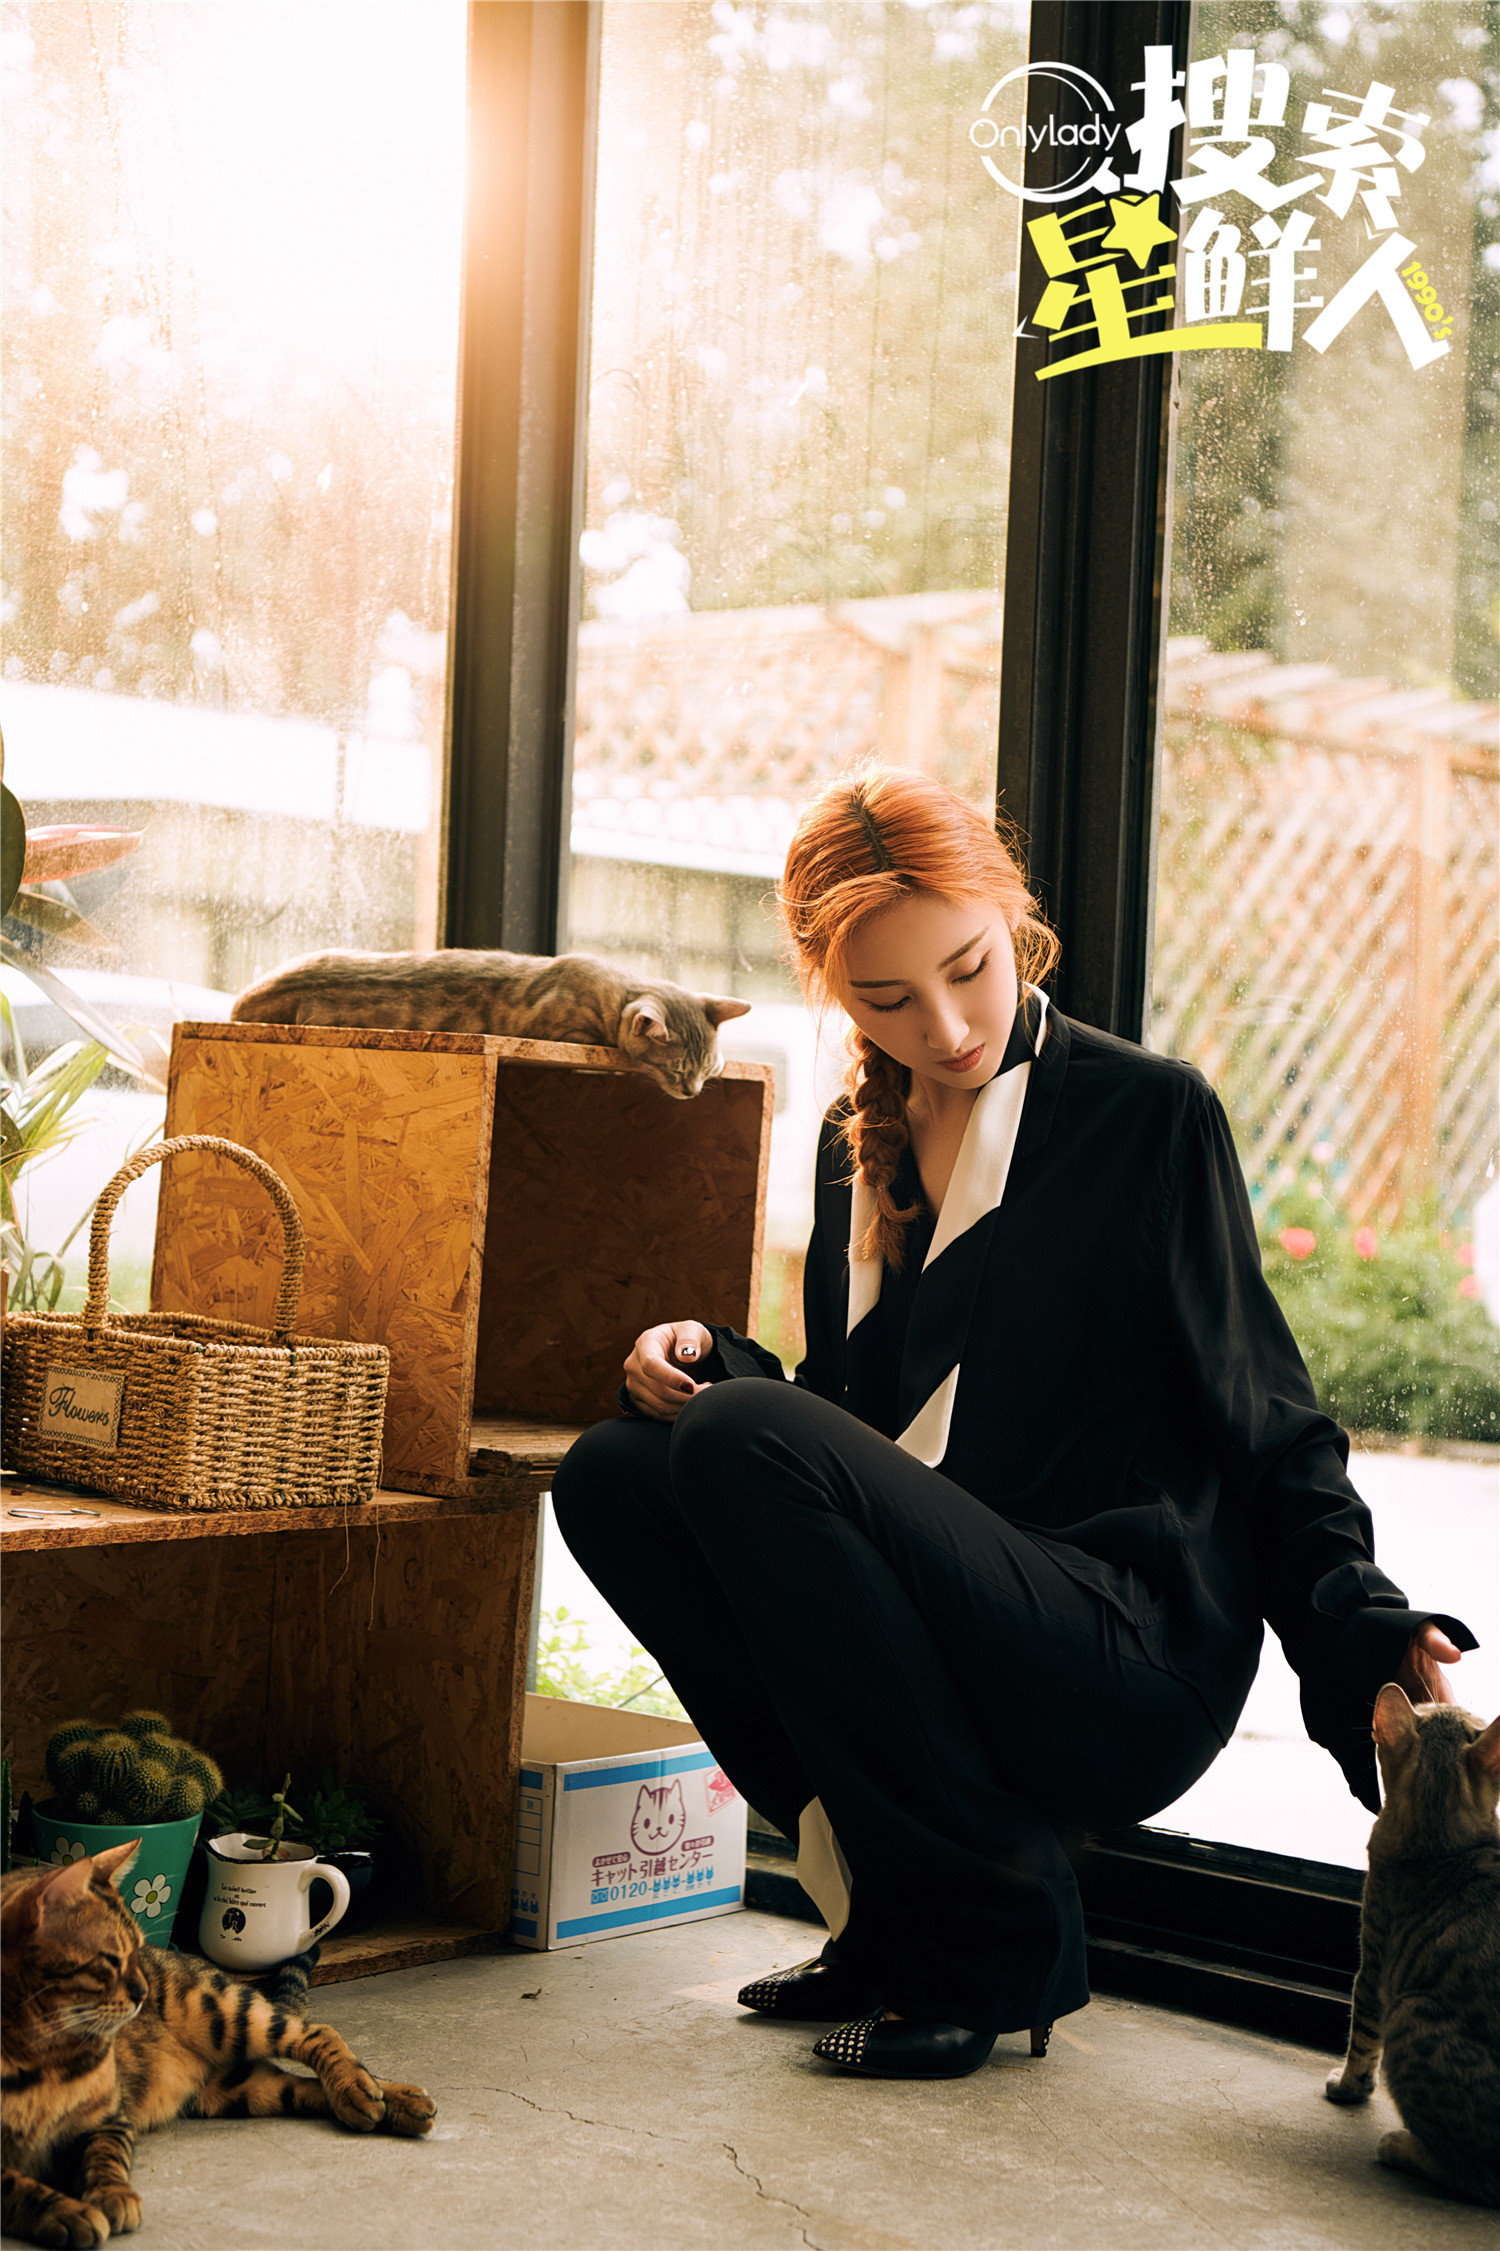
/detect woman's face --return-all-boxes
[836,890,1019,1097]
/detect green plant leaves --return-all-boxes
[1259,1177,1499,1441]
[0,949,164,1088]
[0,783,25,921]
[4,887,117,953]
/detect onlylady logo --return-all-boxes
[977,43,1453,383]
[970,63,1123,203]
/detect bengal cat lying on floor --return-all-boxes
[1,1842,435,2245]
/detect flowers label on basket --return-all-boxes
[38,1366,125,1451]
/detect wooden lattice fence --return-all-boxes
[1153,643,1498,1224]
[573,604,1498,1222]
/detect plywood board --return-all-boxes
[308,1920,497,1985]
[156,1031,494,1491]
[474,1065,772,1424]
[2,1539,281,1796]
[267,1511,536,1931]
[0,1473,550,1551]
[4,1508,537,1934]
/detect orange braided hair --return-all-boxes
[778,768,1059,1268]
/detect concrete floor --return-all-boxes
[9,1908,1496,2251]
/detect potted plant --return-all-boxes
[206,1767,384,1928]
[30,1710,222,1947]
[199,1773,370,1971]
[294,1770,384,1927]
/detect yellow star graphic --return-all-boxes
[1100,194,1177,271]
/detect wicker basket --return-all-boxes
[1,1135,389,1510]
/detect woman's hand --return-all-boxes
[624,1320,714,1421]
[1395,1621,1464,1707]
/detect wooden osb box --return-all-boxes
[153,1023,773,1499]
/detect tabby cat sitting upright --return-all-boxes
[230,949,751,1100]
[2,1843,435,2246]
[1325,1684,1500,2207]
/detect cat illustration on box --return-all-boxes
[231,949,751,1100]
[630,1782,687,1858]
[1,1843,435,2247]
[1325,1684,1500,2206]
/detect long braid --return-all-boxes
[847,1031,923,1269]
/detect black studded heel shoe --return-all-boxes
[812,2014,999,2079]
[736,1956,886,2021]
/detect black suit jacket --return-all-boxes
[702,1006,1475,1812]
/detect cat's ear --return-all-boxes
[88,1838,142,1888]
[623,997,670,1043]
[0,1871,47,1936]
[1467,1713,1500,1781]
[34,1852,108,1924]
[700,995,751,1028]
[1372,1682,1419,1749]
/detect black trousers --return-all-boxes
[551,1379,1224,2034]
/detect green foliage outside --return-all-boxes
[1171,0,1498,701]
[533,1607,688,1724]
[753,1250,801,1378]
[1255,1168,1498,1442]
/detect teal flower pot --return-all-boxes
[31,1803,202,1948]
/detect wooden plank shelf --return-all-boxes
[306,1918,501,1986]
[0,1417,586,1552]
[1,1462,545,1947]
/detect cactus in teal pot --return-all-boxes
[41,1713,224,1828]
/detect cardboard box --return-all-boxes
[510,1694,747,1949]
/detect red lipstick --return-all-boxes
[940,1044,984,1073]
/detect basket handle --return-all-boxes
[84,1134,305,1343]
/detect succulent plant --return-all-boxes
[252,1775,302,1861]
[42,1711,223,1828]
[207,1781,276,1836]
[208,1767,384,1857]
[295,1773,383,1855]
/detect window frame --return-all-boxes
[448,0,1366,2045]
[444,0,598,954]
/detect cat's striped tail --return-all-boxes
[260,1944,321,2011]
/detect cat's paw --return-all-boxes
[89,2185,143,2236]
[376,2080,437,2137]
[26,2194,111,2248]
[329,2062,387,2132]
[1377,2127,1432,2178]
[1324,2065,1374,2105]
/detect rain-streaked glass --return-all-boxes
[1,0,466,1305]
[1146,0,1500,1867]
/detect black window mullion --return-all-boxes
[997,0,1191,1041]
[990,2,1367,2049]
[444,0,597,955]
